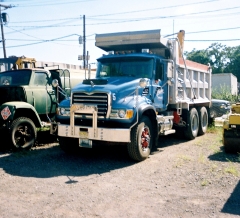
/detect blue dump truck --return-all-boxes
[55,29,212,161]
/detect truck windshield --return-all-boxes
[0,70,31,86]
[96,58,153,78]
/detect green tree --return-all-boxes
[185,43,240,77]
[224,46,240,81]
[184,48,210,65]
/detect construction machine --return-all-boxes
[223,103,240,153]
[0,56,36,71]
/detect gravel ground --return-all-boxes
[0,128,239,218]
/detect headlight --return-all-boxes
[59,107,70,115]
[60,108,65,115]
[118,109,125,118]
[110,109,134,119]
[220,104,227,109]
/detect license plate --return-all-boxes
[79,138,92,148]
[79,131,88,138]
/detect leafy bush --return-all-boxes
[212,84,238,102]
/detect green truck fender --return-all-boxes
[0,101,43,128]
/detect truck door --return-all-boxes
[32,71,57,116]
[152,59,168,111]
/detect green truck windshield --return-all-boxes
[96,58,153,78]
[0,70,31,86]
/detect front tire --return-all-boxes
[127,116,152,161]
[198,107,208,135]
[223,129,240,153]
[184,108,199,140]
[10,117,37,149]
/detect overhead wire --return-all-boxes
[7,0,220,24]
[11,0,96,7]
[3,0,240,48]
[5,34,81,48]
[6,5,240,29]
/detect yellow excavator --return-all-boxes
[0,56,36,71]
[223,103,240,153]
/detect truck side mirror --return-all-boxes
[52,79,59,88]
[167,62,173,78]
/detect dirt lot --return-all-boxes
[0,128,239,218]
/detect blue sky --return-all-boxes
[0,0,240,66]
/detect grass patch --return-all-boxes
[194,139,204,147]
[210,164,218,172]
[207,126,222,134]
[198,153,206,164]
[224,159,239,177]
[201,179,209,186]
[37,126,50,132]
[174,155,192,168]
[225,166,239,177]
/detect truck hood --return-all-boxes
[72,77,144,96]
[0,86,27,105]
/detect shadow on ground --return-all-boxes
[0,141,136,180]
[221,180,240,215]
[208,146,240,163]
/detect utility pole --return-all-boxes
[83,15,86,69]
[0,4,12,58]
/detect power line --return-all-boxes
[5,33,80,48]
[86,6,240,26]
[7,5,240,29]
[6,0,220,24]
[88,0,219,18]
[13,0,96,7]
[186,39,240,42]
[10,17,80,24]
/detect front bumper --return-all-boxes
[58,124,131,143]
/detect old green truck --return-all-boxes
[0,68,83,150]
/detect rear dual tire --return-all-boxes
[184,108,199,140]
[198,107,208,136]
[184,107,208,140]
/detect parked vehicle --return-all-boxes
[210,99,231,118]
[0,68,83,149]
[223,102,240,153]
[55,29,212,161]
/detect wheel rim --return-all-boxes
[139,126,151,152]
[202,112,208,127]
[192,114,199,132]
[14,123,34,148]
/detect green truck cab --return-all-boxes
[0,68,82,149]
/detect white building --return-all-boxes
[212,73,238,95]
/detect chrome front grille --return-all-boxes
[72,92,108,117]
